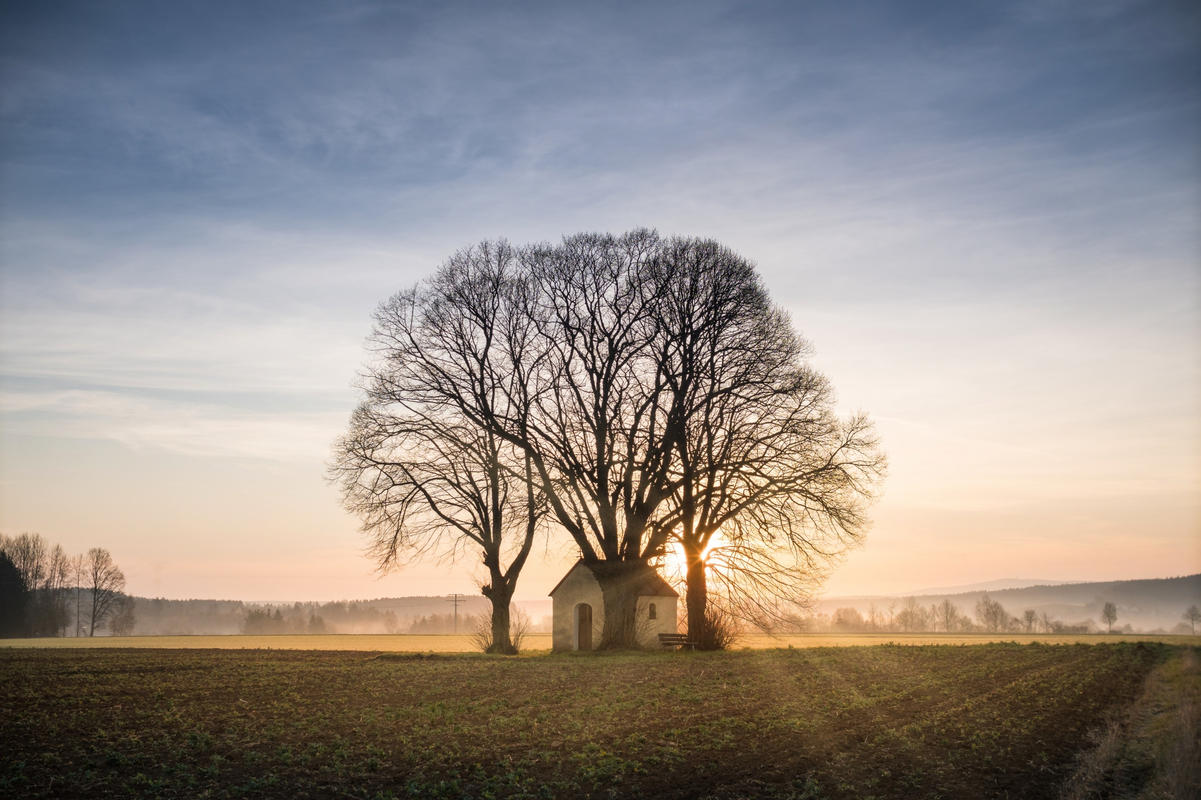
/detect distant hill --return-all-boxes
[818,575,1201,633]
[899,578,1065,595]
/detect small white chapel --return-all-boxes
[549,560,678,652]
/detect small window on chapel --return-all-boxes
[649,603,657,620]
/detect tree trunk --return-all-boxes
[483,582,516,655]
[591,561,646,650]
[684,546,707,644]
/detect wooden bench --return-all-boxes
[659,633,698,651]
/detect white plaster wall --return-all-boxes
[551,565,605,652]
[636,595,679,648]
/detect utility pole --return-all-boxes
[448,594,466,634]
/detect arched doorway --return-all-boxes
[575,603,593,651]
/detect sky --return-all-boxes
[1,0,1198,602]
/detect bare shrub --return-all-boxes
[509,608,532,652]
[470,608,532,654]
[697,605,739,651]
[469,614,492,653]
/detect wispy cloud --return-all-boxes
[1,0,1196,596]
[2,387,340,460]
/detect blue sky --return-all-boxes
[2,0,1197,600]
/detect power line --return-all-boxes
[449,590,465,634]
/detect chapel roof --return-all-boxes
[548,560,679,598]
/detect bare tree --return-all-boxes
[353,232,683,648]
[0,533,72,636]
[1184,605,1201,635]
[1101,601,1118,633]
[342,231,884,649]
[85,548,125,636]
[332,241,544,654]
[896,596,930,632]
[3,533,47,596]
[868,602,881,630]
[832,607,866,631]
[71,553,85,637]
[1022,609,1038,634]
[515,231,682,646]
[1040,610,1055,634]
[333,411,541,653]
[936,599,960,633]
[652,236,808,637]
[41,544,72,637]
[647,238,884,643]
[975,594,1010,633]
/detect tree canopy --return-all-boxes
[333,230,886,648]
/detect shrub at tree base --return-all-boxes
[470,607,531,654]
[696,605,739,651]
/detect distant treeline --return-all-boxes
[0,537,528,639]
[126,598,403,636]
[239,601,401,635]
[236,607,545,636]
[134,598,246,635]
[0,533,134,638]
[809,575,1201,635]
[128,596,551,636]
[817,595,1093,634]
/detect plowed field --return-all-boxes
[0,642,1180,799]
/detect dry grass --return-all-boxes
[1153,650,1201,800]
[1060,717,1126,800]
[1161,691,1201,799]
[1059,646,1201,800]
